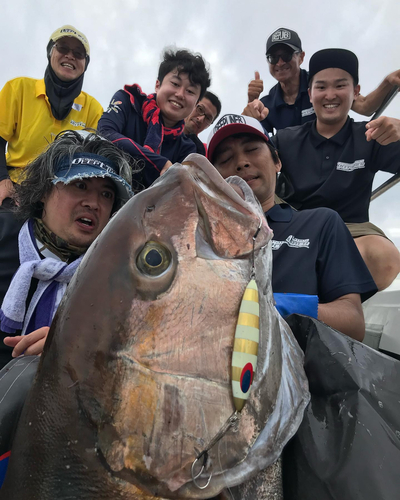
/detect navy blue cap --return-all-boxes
[53,153,133,203]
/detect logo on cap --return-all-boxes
[72,157,114,173]
[272,29,291,42]
[213,114,246,132]
[59,28,88,45]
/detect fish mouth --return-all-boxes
[181,155,271,260]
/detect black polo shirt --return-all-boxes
[260,69,315,133]
[267,203,377,303]
[275,118,400,223]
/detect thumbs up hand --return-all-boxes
[248,71,264,103]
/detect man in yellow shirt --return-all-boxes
[0,25,103,203]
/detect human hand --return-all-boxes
[4,326,50,357]
[160,160,173,175]
[242,99,269,122]
[365,116,400,145]
[0,178,14,205]
[248,71,264,103]
[386,69,400,88]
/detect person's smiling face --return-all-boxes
[50,36,86,81]
[41,177,115,248]
[267,44,304,84]
[309,67,360,127]
[155,70,201,128]
[213,135,281,212]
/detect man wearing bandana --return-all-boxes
[99,48,211,189]
[0,130,135,368]
[0,25,103,317]
[0,25,102,202]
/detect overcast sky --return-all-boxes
[2,0,399,287]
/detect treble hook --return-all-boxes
[191,451,212,489]
[191,411,240,490]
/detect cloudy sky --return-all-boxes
[2,0,400,287]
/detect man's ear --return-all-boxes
[299,51,305,65]
[155,79,161,93]
[353,84,361,100]
[308,87,313,104]
[275,156,282,174]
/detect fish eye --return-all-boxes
[136,241,172,276]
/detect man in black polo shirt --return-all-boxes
[207,114,377,341]
[246,27,400,133]
[273,48,400,291]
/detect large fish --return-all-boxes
[1,154,309,499]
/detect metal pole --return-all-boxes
[370,85,399,201]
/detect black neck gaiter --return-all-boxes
[44,63,85,121]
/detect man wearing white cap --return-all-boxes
[0,130,135,366]
[207,114,377,341]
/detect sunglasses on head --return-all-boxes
[266,51,300,65]
[54,43,86,60]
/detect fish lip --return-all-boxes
[182,155,257,217]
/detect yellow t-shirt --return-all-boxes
[0,77,103,183]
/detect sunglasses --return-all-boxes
[195,104,214,125]
[54,43,86,60]
[266,51,300,65]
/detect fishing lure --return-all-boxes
[232,278,259,412]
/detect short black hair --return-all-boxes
[158,49,211,100]
[204,91,222,121]
[15,130,140,221]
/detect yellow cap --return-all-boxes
[49,25,90,56]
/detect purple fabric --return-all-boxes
[25,281,58,335]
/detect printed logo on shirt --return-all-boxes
[72,103,82,112]
[106,99,123,114]
[271,29,291,42]
[70,120,86,127]
[336,159,365,172]
[272,235,310,250]
[213,114,246,132]
[301,107,315,117]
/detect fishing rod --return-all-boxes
[370,85,399,201]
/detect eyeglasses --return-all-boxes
[54,43,86,60]
[195,104,214,125]
[266,51,300,65]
